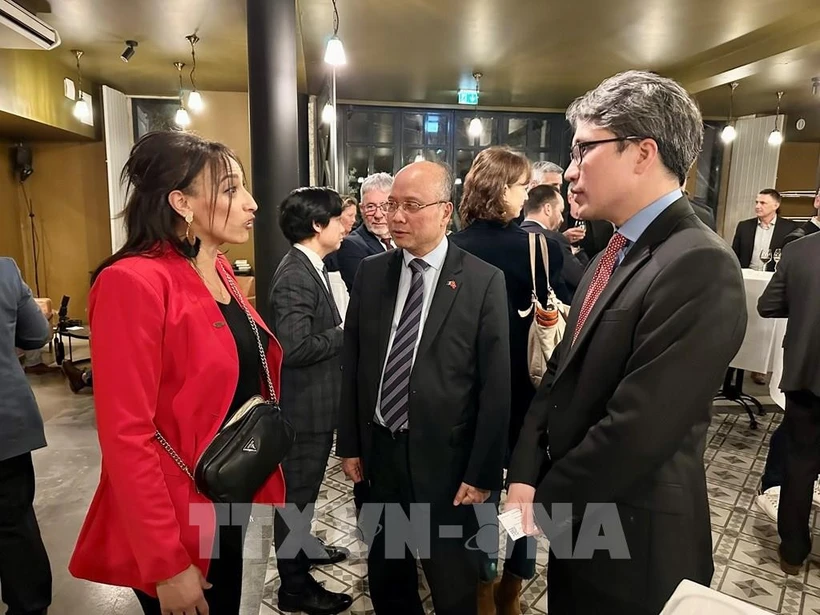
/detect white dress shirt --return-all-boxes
[750,217,777,271]
[373,236,449,427]
[294,243,328,290]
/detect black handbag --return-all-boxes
[155,262,295,503]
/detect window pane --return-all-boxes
[425,148,447,163]
[528,151,551,162]
[455,149,474,180]
[132,98,179,138]
[425,114,449,146]
[373,147,394,173]
[456,117,495,147]
[347,146,369,187]
[347,112,369,142]
[404,148,424,165]
[404,114,423,145]
[529,119,550,149]
[506,118,528,148]
[373,113,394,143]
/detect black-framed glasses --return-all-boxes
[569,136,649,165]
[385,199,447,214]
[361,202,389,215]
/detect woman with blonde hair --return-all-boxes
[451,147,568,614]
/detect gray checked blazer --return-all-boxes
[269,247,344,434]
[0,258,50,461]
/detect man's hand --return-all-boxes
[504,483,538,536]
[156,564,210,615]
[563,226,586,244]
[453,482,490,506]
[341,457,363,483]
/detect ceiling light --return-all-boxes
[767,91,784,147]
[469,117,482,138]
[321,103,335,124]
[324,36,346,66]
[73,94,90,122]
[175,107,191,128]
[721,82,739,144]
[121,40,138,63]
[720,124,736,143]
[185,34,204,112]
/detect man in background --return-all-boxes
[731,188,798,271]
[333,173,395,291]
[758,232,820,575]
[0,257,52,615]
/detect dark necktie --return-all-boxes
[379,258,430,432]
[572,232,628,345]
[381,239,393,251]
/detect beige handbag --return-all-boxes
[519,233,570,387]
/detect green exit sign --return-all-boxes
[458,89,479,105]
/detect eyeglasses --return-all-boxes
[385,199,447,214]
[362,202,389,215]
[569,136,650,165]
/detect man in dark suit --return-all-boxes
[331,172,395,291]
[269,187,353,615]
[783,188,820,248]
[506,70,747,614]
[0,258,52,615]
[337,160,510,615]
[731,188,799,270]
[758,232,820,575]
[521,184,586,299]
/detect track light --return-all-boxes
[121,40,138,63]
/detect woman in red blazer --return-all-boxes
[69,131,286,615]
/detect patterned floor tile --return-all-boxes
[732,538,788,577]
[719,566,785,611]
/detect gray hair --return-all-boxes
[566,70,703,184]
[531,161,564,183]
[360,172,394,200]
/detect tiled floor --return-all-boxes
[259,405,820,615]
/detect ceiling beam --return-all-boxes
[666,8,820,93]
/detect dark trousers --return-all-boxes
[0,452,51,615]
[135,505,250,614]
[273,431,334,592]
[366,425,478,615]
[762,421,788,491]
[479,490,537,582]
[778,390,820,565]
[547,553,654,615]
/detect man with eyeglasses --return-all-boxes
[333,172,396,291]
[505,70,747,614]
[337,160,510,615]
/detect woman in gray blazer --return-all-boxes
[0,257,52,615]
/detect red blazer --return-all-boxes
[69,248,286,596]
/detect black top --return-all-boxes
[218,298,268,426]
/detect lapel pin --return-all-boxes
[447,280,457,290]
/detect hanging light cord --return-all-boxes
[331,0,340,35]
[187,35,199,91]
[75,51,83,93]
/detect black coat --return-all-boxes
[326,224,388,291]
[336,242,511,503]
[758,231,820,397]
[731,216,799,270]
[509,198,747,611]
[269,247,344,433]
[782,219,819,248]
[450,220,567,456]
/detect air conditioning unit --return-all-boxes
[0,0,60,50]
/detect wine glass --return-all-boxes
[773,249,782,271]
[759,249,772,271]
[574,220,586,231]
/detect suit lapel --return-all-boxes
[416,244,463,360]
[360,225,388,256]
[290,247,342,324]
[377,251,403,372]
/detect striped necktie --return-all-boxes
[379,258,429,432]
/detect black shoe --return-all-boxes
[278,577,353,614]
[308,537,350,566]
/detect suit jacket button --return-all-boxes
[214,321,226,328]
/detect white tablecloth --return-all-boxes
[730,269,786,409]
[328,271,349,324]
[660,579,770,614]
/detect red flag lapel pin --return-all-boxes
[447,280,457,290]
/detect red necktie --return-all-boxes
[572,232,629,345]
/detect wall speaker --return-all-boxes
[12,144,33,182]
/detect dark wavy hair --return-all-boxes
[91,131,243,283]
[459,147,531,227]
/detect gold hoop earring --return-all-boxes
[182,212,200,258]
